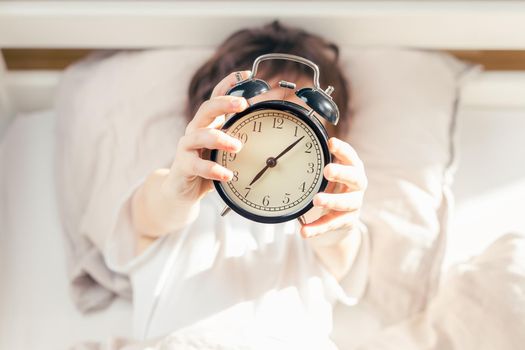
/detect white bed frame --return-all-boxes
[1,0,525,128]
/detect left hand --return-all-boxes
[300,137,367,240]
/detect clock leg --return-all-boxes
[220,206,232,217]
[298,215,307,225]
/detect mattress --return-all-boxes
[0,110,132,350]
[1,107,524,349]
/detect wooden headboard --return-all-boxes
[1,0,525,119]
[3,49,525,71]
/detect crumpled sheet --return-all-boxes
[355,232,525,350]
[73,233,525,350]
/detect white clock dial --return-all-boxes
[216,109,326,218]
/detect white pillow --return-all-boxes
[54,48,476,315]
[332,49,477,348]
[55,49,214,312]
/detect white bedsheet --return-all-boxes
[0,110,132,350]
[1,107,524,349]
[446,108,525,269]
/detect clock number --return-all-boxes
[307,162,314,173]
[305,142,313,153]
[252,121,262,133]
[262,195,270,206]
[244,186,252,197]
[236,132,248,144]
[232,171,239,182]
[294,126,299,137]
[272,117,284,129]
[282,192,291,204]
[299,181,306,193]
[228,152,237,162]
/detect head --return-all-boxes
[186,20,350,136]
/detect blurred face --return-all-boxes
[248,73,336,137]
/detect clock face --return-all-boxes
[212,101,330,223]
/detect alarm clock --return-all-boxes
[210,53,339,224]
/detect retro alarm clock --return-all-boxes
[210,53,339,224]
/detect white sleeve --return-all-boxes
[102,176,200,276]
[320,221,370,306]
[102,178,166,275]
[103,176,193,276]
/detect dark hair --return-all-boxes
[186,20,350,135]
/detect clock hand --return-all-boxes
[274,135,305,161]
[248,164,269,186]
[248,136,306,187]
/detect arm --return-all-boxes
[131,168,200,255]
[130,71,251,255]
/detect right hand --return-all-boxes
[162,71,251,205]
[132,71,251,241]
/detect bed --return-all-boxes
[1,2,525,349]
[0,110,133,348]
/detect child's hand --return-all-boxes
[300,137,367,239]
[163,71,251,204]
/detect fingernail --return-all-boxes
[222,171,233,181]
[231,138,243,151]
[328,138,336,150]
[324,166,336,179]
[301,227,311,239]
[314,194,326,206]
[324,166,331,179]
[231,98,245,108]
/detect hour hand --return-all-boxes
[249,164,269,186]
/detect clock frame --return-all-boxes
[210,100,331,224]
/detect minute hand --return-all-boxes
[274,135,305,160]
[248,136,305,187]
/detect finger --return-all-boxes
[187,95,248,132]
[328,137,363,168]
[181,128,242,153]
[324,180,337,194]
[313,191,363,212]
[300,210,357,238]
[211,70,252,98]
[324,163,367,191]
[182,156,233,182]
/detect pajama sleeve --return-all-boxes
[317,221,370,306]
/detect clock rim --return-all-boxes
[210,100,331,224]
